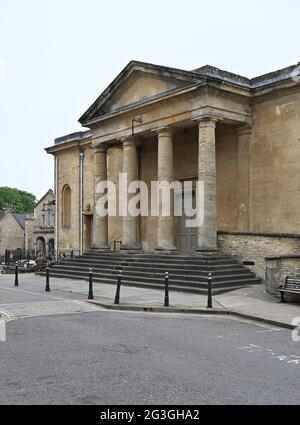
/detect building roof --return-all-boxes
[46,59,300,152]
[13,213,26,230]
[34,189,54,208]
[0,208,26,229]
[54,130,91,146]
[78,60,300,125]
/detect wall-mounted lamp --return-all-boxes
[131,117,143,135]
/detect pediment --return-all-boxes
[79,61,203,124]
[102,71,189,114]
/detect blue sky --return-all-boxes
[0,0,299,198]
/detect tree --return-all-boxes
[0,187,37,213]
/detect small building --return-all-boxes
[25,189,55,258]
[0,204,26,257]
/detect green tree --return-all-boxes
[0,187,37,213]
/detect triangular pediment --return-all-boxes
[103,71,189,114]
[79,61,203,124]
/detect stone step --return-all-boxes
[64,256,239,267]
[44,267,260,289]
[55,262,250,275]
[41,251,261,295]
[83,251,233,259]
[51,263,254,280]
[83,252,234,261]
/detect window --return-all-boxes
[62,185,71,228]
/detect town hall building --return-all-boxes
[46,60,300,290]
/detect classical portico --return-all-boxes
[84,60,253,254]
[91,119,240,254]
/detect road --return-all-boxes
[0,276,300,405]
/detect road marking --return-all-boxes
[238,343,300,366]
[0,300,104,319]
[0,307,15,322]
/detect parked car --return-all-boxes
[15,259,37,268]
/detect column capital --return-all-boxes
[236,124,252,136]
[193,115,218,128]
[93,143,109,153]
[119,135,140,147]
[152,126,174,137]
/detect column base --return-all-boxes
[195,248,219,255]
[155,247,178,255]
[120,245,142,254]
[91,245,111,253]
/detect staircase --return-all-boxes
[42,251,261,295]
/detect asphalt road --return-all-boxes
[0,280,300,405]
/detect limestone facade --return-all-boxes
[25,189,55,258]
[46,61,300,282]
[0,205,26,257]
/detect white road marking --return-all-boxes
[0,300,104,319]
[238,343,300,366]
[0,307,15,322]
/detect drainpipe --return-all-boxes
[79,150,85,255]
[54,156,59,261]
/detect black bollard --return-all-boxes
[71,250,74,259]
[45,267,50,292]
[14,263,19,287]
[207,272,213,309]
[88,268,94,300]
[114,271,122,305]
[164,272,169,307]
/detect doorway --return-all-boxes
[178,191,197,254]
[84,215,93,251]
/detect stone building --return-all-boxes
[46,60,300,282]
[25,189,55,258]
[0,204,26,256]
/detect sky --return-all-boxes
[0,0,299,199]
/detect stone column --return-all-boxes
[121,138,141,251]
[93,145,110,250]
[236,125,251,232]
[196,117,218,252]
[156,128,177,252]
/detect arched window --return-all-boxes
[62,185,71,228]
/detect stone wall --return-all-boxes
[0,213,25,256]
[250,90,300,234]
[266,255,300,300]
[25,213,34,251]
[56,146,82,253]
[218,232,300,281]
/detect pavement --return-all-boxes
[1,273,300,329]
[1,273,300,404]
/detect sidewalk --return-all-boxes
[0,273,300,329]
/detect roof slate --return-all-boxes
[13,213,27,230]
